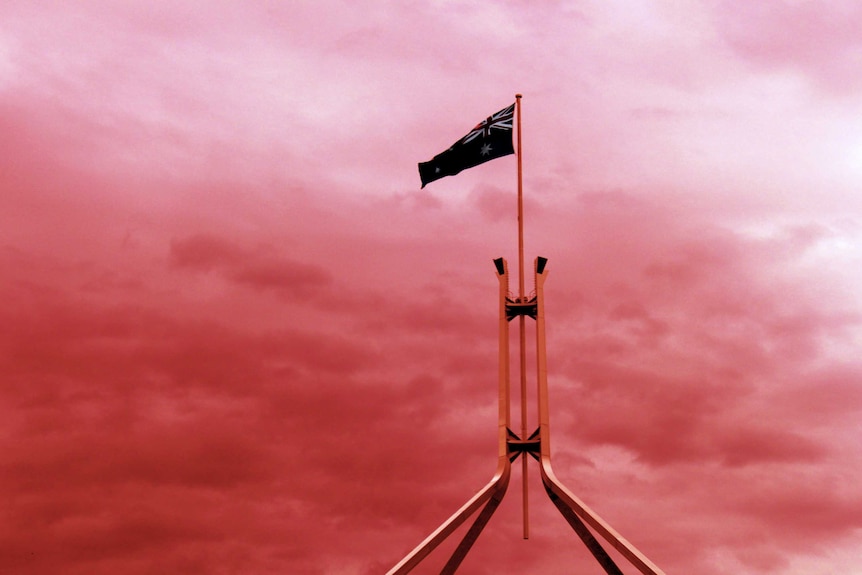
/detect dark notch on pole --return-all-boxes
[493,257,506,276]
[536,256,548,274]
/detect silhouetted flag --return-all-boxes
[418,103,515,188]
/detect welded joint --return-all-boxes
[506,427,541,461]
[505,297,537,320]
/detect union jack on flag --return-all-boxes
[461,103,515,144]
[418,102,516,188]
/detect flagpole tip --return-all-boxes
[515,93,522,99]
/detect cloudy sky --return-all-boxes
[3,1,862,573]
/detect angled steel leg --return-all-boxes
[385,463,511,575]
[439,468,510,575]
[533,258,666,575]
[545,485,624,575]
[384,259,514,575]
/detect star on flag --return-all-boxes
[418,103,516,188]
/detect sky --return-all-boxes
[2,1,862,573]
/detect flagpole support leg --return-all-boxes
[533,258,666,575]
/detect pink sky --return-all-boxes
[2,1,862,573]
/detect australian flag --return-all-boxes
[418,103,515,188]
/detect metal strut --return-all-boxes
[385,257,665,575]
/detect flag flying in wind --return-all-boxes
[418,103,515,188]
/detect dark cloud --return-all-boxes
[170,233,333,297]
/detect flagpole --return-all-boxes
[515,93,530,540]
[516,94,525,311]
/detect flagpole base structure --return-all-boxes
[384,258,665,575]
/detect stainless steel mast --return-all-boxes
[385,94,665,575]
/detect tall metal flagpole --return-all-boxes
[386,94,667,575]
[515,93,529,540]
[515,94,524,308]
